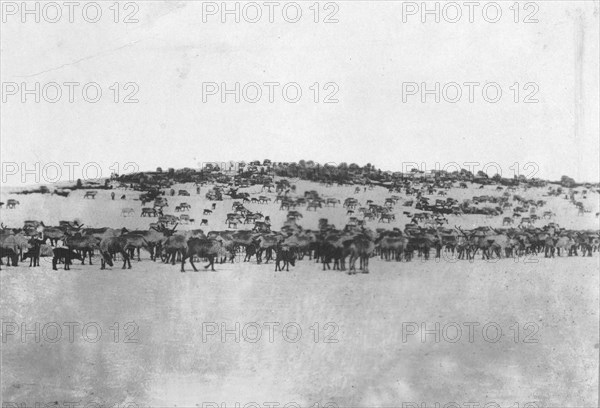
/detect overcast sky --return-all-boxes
[1,1,599,185]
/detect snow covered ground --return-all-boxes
[1,180,599,406]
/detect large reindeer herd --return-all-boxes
[1,167,599,273]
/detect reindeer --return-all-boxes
[181,237,226,272]
[23,236,45,266]
[227,217,241,229]
[379,213,395,223]
[121,208,135,217]
[6,199,20,209]
[305,200,321,211]
[52,248,82,270]
[520,217,532,226]
[99,237,131,269]
[141,208,158,217]
[274,245,296,271]
[64,233,98,265]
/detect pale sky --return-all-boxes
[1,1,599,185]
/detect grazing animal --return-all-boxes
[275,246,296,271]
[52,248,82,270]
[379,213,395,223]
[23,237,44,266]
[99,237,131,269]
[0,246,19,268]
[121,233,152,261]
[43,227,66,246]
[227,218,240,229]
[179,214,193,224]
[181,238,225,272]
[64,234,98,264]
[520,217,532,226]
[121,208,135,217]
[307,201,322,211]
[141,208,158,217]
[6,199,20,209]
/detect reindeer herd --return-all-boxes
[1,179,599,273]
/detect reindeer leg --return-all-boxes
[190,256,199,272]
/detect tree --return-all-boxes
[476,170,488,179]
[560,175,575,188]
[76,178,83,188]
[460,168,474,178]
[156,167,163,173]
